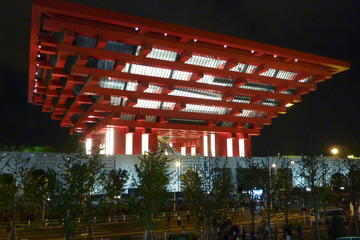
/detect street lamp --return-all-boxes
[330,147,339,156]
[173,160,181,212]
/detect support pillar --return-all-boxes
[114,128,126,155]
[215,133,228,157]
[133,128,143,155]
[148,128,158,153]
[237,133,251,157]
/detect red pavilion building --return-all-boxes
[29,0,350,157]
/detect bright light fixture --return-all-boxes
[175,161,181,167]
[191,146,196,156]
[348,155,354,159]
[181,146,186,156]
[331,147,339,155]
[271,163,276,168]
[203,135,208,157]
[226,138,233,157]
[210,133,216,157]
[239,139,245,157]
[105,128,114,155]
[142,133,149,154]
[125,132,133,155]
[285,103,294,107]
[85,138,92,155]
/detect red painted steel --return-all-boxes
[28,0,350,157]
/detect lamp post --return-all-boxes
[266,158,277,240]
[174,159,181,212]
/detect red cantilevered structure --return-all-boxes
[29,0,349,157]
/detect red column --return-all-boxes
[198,136,204,156]
[148,129,158,153]
[244,135,252,157]
[114,128,126,155]
[215,133,228,157]
[133,128,143,155]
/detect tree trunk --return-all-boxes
[250,211,256,232]
[284,205,289,226]
[64,210,73,240]
[204,224,212,240]
[352,198,360,235]
[314,212,321,240]
[144,225,152,240]
[8,219,17,240]
[312,191,321,240]
[87,219,94,240]
[42,197,46,223]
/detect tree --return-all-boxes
[79,153,107,240]
[51,153,106,240]
[275,158,294,226]
[256,158,278,240]
[296,156,330,240]
[130,151,170,240]
[23,168,50,223]
[181,157,233,240]
[0,154,33,240]
[104,169,129,215]
[340,157,360,235]
[236,158,264,233]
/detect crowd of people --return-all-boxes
[165,214,304,240]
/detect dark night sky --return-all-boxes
[0,0,359,156]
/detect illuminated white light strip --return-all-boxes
[239,139,245,157]
[227,138,233,157]
[210,133,216,157]
[134,99,162,109]
[185,55,226,68]
[105,128,114,155]
[181,146,186,156]
[191,146,196,156]
[125,133,133,155]
[142,133,149,154]
[182,104,230,115]
[203,135,208,157]
[85,138,92,155]
[147,48,178,61]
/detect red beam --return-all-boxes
[71,66,301,102]
[91,103,271,125]
[56,43,317,90]
[42,17,337,76]
[86,118,261,136]
[83,85,285,114]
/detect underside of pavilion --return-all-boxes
[28,0,350,157]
